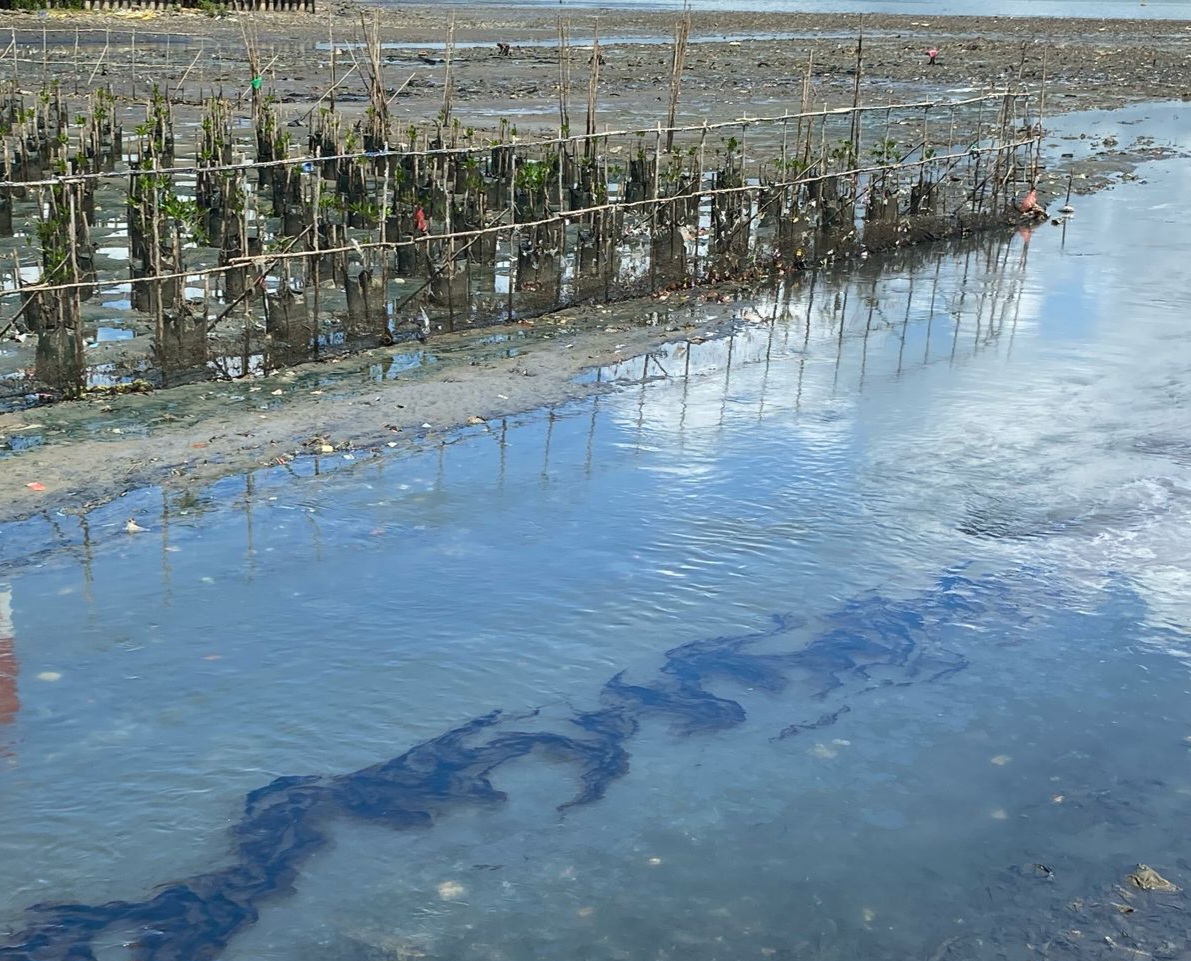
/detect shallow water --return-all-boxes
[385,0,1188,21]
[3,105,1191,960]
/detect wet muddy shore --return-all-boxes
[0,6,1186,128]
[0,3,1187,524]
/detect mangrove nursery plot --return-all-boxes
[0,19,1045,405]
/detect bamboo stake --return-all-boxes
[328,13,336,115]
[556,16,570,139]
[664,11,691,152]
[585,21,600,158]
[440,17,456,130]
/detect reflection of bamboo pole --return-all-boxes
[757,306,777,421]
[541,409,555,485]
[244,473,256,580]
[950,246,971,365]
[896,271,913,374]
[497,418,508,491]
[160,488,172,607]
[832,286,847,392]
[0,584,17,734]
[858,276,875,391]
[924,255,941,364]
[80,513,94,609]
[583,394,599,477]
[718,331,735,430]
[795,270,816,409]
[1007,226,1029,359]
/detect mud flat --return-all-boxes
[0,6,1185,127]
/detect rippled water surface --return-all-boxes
[388,0,1188,20]
[3,106,1191,961]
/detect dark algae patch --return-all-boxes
[0,567,994,961]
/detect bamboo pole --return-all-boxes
[585,21,600,158]
[664,11,690,152]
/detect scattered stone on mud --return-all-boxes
[1126,865,1179,893]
